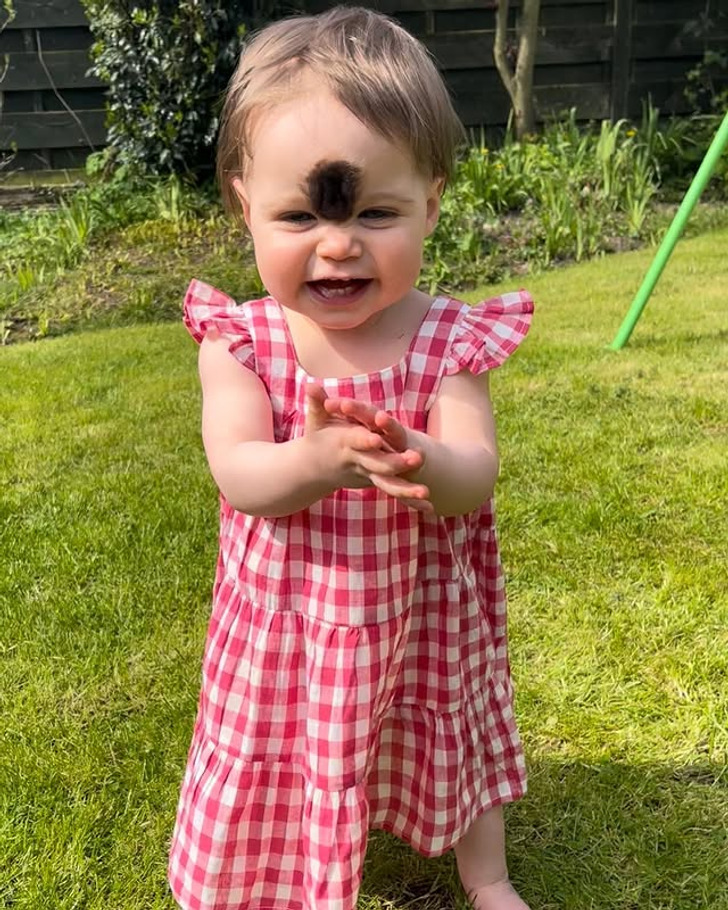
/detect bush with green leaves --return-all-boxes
[422,109,663,289]
[650,50,728,199]
[82,1,299,176]
[0,175,215,307]
[685,49,728,115]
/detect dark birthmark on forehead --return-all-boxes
[307,160,361,221]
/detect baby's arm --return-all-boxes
[417,370,499,515]
[324,370,499,517]
[198,333,429,517]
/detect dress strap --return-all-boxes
[241,297,301,441]
[408,296,466,360]
[242,297,296,380]
[403,297,469,415]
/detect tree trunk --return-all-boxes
[493,0,541,138]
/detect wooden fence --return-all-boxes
[304,0,728,128]
[1,0,726,173]
[0,0,106,171]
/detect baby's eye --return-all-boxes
[360,209,397,221]
[280,211,315,225]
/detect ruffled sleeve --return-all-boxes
[183,279,255,369]
[444,289,534,376]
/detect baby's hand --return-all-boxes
[319,392,432,513]
[322,396,408,452]
[305,386,432,512]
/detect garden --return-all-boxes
[1,5,727,908]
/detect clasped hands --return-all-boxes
[305,384,433,513]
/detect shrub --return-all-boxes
[654,50,728,199]
[422,109,663,288]
[685,49,728,115]
[83,1,300,176]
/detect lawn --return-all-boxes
[1,228,726,909]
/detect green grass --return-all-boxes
[0,179,265,344]
[3,107,727,347]
[1,229,727,908]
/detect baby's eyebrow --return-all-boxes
[304,159,362,222]
[274,196,309,210]
[362,192,417,206]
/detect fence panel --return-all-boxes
[303,0,724,134]
[0,0,106,171]
[1,0,725,172]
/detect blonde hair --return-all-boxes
[216,5,465,214]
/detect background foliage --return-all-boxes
[2,98,727,346]
[82,0,302,175]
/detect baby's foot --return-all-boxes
[466,878,531,910]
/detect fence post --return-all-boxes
[611,0,634,121]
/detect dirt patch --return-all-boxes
[0,184,80,212]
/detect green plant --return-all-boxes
[644,46,728,200]
[423,176,491,291]
[685,49,728,114]
[0,175,217,310]
[424,109,664,280]
[83,0,245,175]
[82,1,302,176]
[652,113,728,200]
[57,195,96,254]
[457,139,529,214]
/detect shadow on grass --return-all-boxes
[360,757,727,910]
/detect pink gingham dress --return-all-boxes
[169,280,534,910]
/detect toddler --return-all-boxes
[169,6,534,910]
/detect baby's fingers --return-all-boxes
[369,474,433,513]
[346,426,387,453]
[336,400,409,452]
[304,383,329,429]
[324,397,378,428]
[370,411,408,452]
[353,447,423,476]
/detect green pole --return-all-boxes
[611,110,728,350]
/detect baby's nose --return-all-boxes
[316,224,362,260]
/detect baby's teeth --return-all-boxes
[320,283,356,298]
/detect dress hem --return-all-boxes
[370,781,527,858]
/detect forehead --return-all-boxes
[244,90,422,187]
[306,159,360,222]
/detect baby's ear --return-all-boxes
[425,176,446,235]
[231,177,251,228]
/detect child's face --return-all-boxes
[233,87,443,332]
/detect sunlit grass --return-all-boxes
[1,228,726,908]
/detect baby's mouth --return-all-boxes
[308,278,370,299]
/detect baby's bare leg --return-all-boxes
[454,805,530,910]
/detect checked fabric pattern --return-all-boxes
[168,282,534,910]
